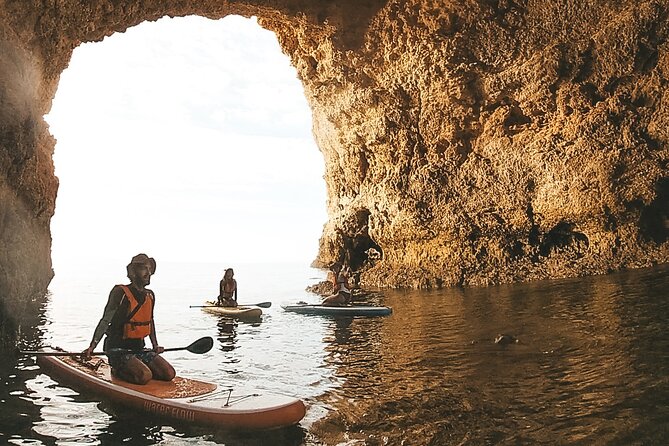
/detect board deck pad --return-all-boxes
[202,301,262,319]
[63,356,217,399]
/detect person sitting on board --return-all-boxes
[322,262,352,306]
[217,267,238,307]
[82,253,176,385]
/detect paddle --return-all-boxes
[190,301,272,308]
[17,336,214,357]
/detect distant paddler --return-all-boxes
[322,262,352,306]
[217,267,238,307]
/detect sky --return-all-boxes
[46,15,327,267]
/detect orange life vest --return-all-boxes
[119,285,154,340]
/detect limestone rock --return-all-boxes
[1,1,669,344]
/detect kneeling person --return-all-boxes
[322,262,352,306]
[217,268,238,307]
[83,253,175,385]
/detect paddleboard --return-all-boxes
[282,303,392,317]
[36,353,306,430]
[202,301,262,319]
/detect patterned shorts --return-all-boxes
[107,349,158,370]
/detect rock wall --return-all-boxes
[1,0,668,342]
[0,23,57,345]
[268,0,669,288]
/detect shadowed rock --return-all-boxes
[494,334,519,345]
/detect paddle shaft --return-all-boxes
[19,336,213,357]
[21,350,109,357]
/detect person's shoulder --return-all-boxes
[110,284,126,294]
[107,285,127,303]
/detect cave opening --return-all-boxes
[45,15,326,270]
[341,208,382,272]
[539,221,589,258]
[640,177,669,244]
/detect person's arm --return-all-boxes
[149,321,164,353]
[216,279,224,305]
[217,279,225,304]
[148,291,164,353]
[83,286,124,358]
[337,271,349,292]
[332,271,341,293]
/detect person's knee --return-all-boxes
[151,358,176,381]
[124,358,153,384]
[119,367,152,385]
[136,368,153,384]
[154,366,176,381]
[129,364,153,384]
[163,367,176,381]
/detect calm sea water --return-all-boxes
[2,260,668,445]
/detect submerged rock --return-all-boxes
[494,334,519,345]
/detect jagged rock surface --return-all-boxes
[270,0,669,288]
[1,0,668,344]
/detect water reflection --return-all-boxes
[312,265,669,445]
[0,297,51,445]
[2,265,668,444]
[216,318,238,352]
[213,316,265,376]
[0,357,47,445]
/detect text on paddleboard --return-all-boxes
[143,401,195,421]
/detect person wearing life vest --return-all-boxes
[322,262,352,306]
[82,253,175,385]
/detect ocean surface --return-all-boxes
[2,260,668,445]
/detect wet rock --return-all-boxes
[494,334,519,345]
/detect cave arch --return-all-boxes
[0,2,387,345]
[3,1,669,346]
[47,15,325,266]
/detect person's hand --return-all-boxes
[153,346,165,354]
[82,346,94,360]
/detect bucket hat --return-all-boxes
[127,253,156,275]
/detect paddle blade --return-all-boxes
[186,336,214,354]
[253,302,272,308]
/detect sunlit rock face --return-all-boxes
[1,0,668,340]
[0,31,57,345]
[267,0,669,288]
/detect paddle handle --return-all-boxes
[162,346,187,352]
